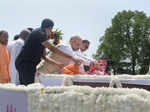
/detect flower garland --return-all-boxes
[49,29,63,45]
[109,76,122,88]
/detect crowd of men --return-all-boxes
[0,18,105,86]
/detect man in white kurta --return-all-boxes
[8,29,31,84]
[74,40,96,73]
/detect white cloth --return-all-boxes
[75,50,95,63]
[57,44,75,65]
[8,38,24,84]
[7,41,15,55]
[74,50,95,73]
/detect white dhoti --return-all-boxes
[8,39,25,85]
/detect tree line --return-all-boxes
[94,10,150,75]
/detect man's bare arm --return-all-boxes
[42,41,76,62]
[42,49,64,68]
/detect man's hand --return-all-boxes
[74,59,83,66]
[43,55,65,68]
[90,61,95,67]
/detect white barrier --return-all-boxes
[0,89,28,112]
[120,79,150,85]
[39,76,63,86]
[0,84,43,112]
[39,75,150,88]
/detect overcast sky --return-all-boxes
[0,0,150,58]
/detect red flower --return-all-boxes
[50,32,54,39]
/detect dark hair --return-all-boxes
[13,34,20,40]
[0,30,8,45]
[82,40,90,44]
[19,29,31,40]
[0,30,7,37]
[27,27,34,32]
[41,18,54,29]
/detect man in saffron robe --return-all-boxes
[0,30,10,83]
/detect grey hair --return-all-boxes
[70,35,81,41]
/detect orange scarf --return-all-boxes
[0,44,10,83]
[62,64,81,75]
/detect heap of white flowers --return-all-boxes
[1,74,150,112]
[40,86,150,112]
[1,83,150,112]
[109,76,122,88]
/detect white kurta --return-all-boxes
[8,38,25,84]
[57,44,75,65]
[74,50,95,73]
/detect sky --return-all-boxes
[0,0,150,58]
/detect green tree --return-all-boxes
[94,10,150,75]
